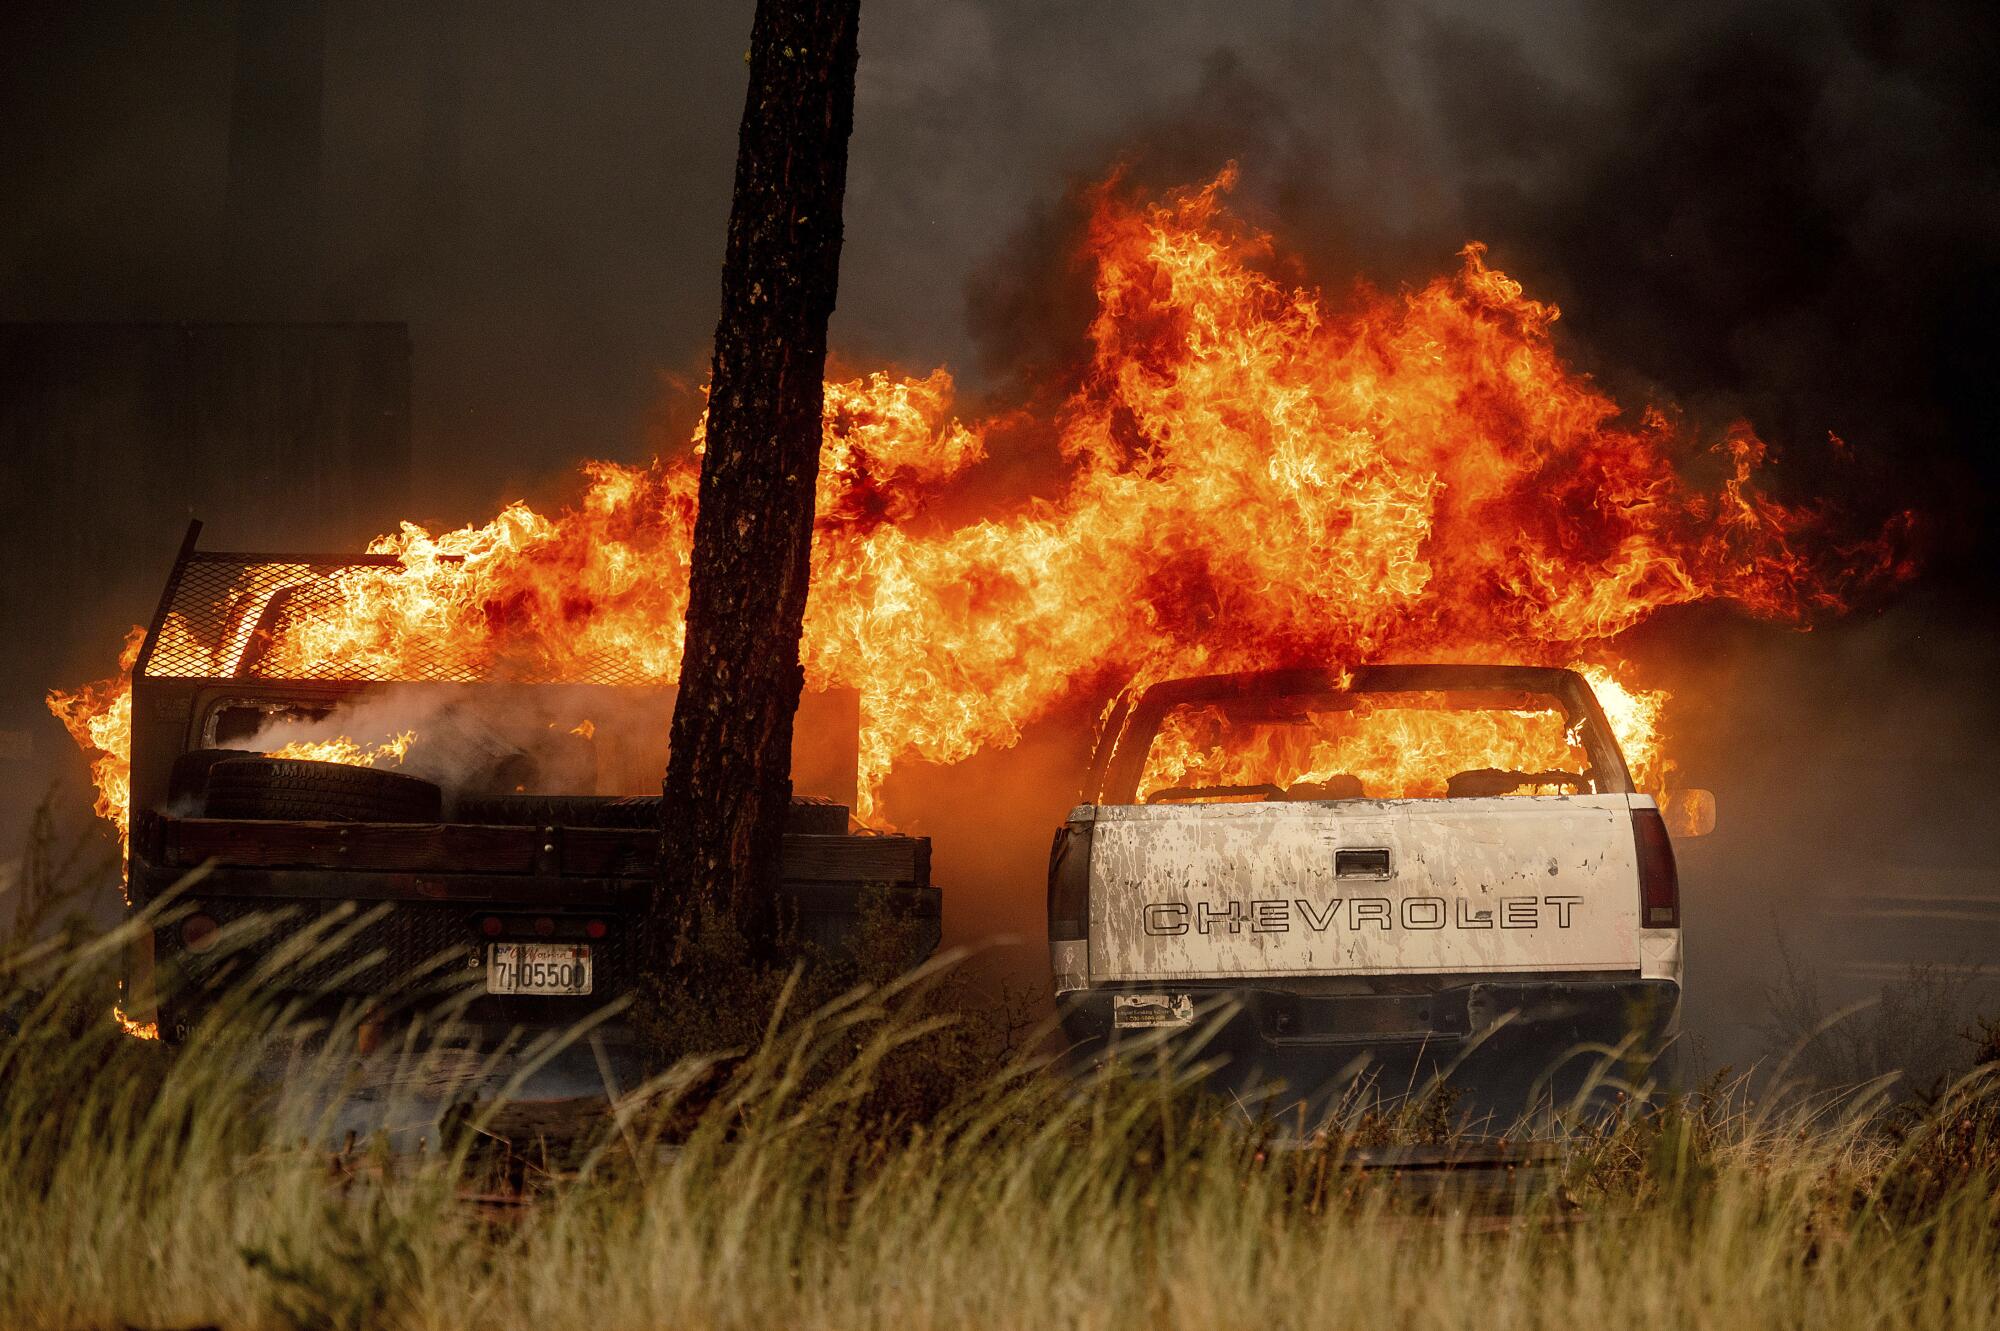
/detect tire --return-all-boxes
[204,757,443,823]
[456,793,849,834]
[167,748,256,810]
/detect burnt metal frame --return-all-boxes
[133,519,403,678]
[129,520,411,888]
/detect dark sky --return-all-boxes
[6,0,1991,580]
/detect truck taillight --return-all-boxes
[1047,820,1093,942]
[180,913,219,954]
[1633,806,1680,928]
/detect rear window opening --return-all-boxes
[197,690,608,799]
[203,698,334,748]
[1104,668,1630,805]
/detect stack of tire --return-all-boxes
[171,749,442,822]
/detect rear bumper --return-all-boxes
[1058,977,1681,1055]
[139,867,941,1041]
[150,892,637,1038]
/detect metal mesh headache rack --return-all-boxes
[134,519,666,687]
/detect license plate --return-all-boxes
[486,943,593,996]
[1113,993,1194,1029]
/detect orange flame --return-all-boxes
[52,172,1906,842]
[46,626,146,861]
[264,731,416,768]
[1138,694,1591,803]
[112,1005,159,1041]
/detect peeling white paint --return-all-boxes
[1087,795,1644,982]
[1050,940,1087,994]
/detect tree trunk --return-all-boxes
[656,0,861,946]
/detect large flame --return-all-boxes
[1138,693,1592,803]
[51,171,1906,842]
[46,626,146,858]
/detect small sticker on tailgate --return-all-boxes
[1113,993,1195,1029]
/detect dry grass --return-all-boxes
[2,909,1998,1331]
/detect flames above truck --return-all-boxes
[51,169,1909,840]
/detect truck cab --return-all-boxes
[1048,664,1696,1108]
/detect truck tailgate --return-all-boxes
[1086,795,1641,982]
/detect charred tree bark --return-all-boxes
[656,0,861,946]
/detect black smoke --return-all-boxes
[6,0,1991,559]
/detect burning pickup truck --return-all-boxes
[1048,665,1706,1103]
[120,526,938,1042]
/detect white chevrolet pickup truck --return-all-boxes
[1048,665,1697,1101]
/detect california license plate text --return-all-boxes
[487,943,592,995]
